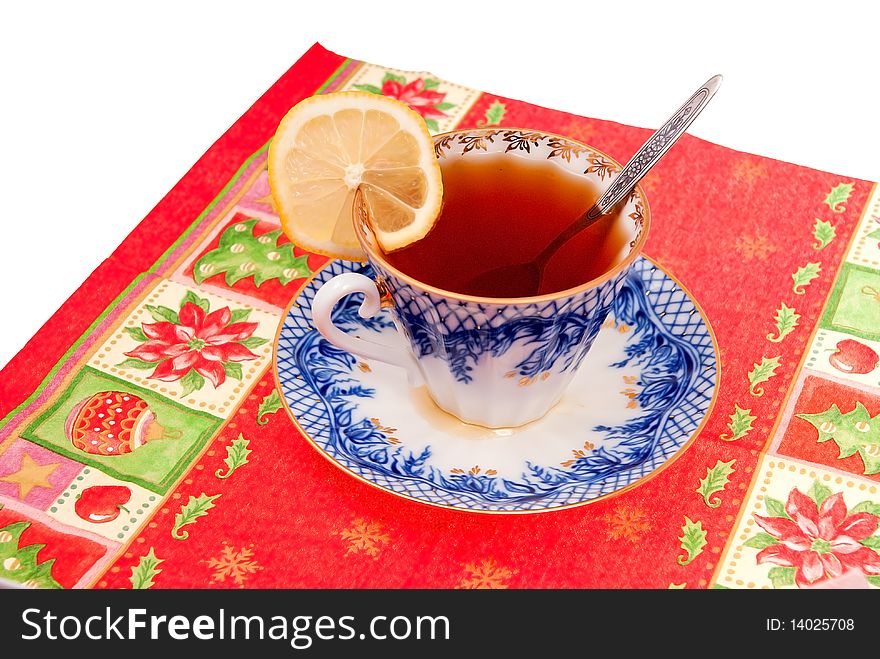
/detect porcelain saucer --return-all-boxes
[275,257,718,513]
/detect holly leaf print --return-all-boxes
[171,493,221,540]
[720,405,757,441]
[868,228,880,241]
[677,517,707,566]
[812,218,836,250]
[481,101,506,127]
[216,434,251,480]
[129,548,163,589]
[791,262,821,294]
[257,389,283,425]
[766,303,800,343]
[824,182,854,213]
[748,356,781,396]
[696,459,736,508]
[797,403,880,475]
[668,583,687,589]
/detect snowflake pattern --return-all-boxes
[456,559,517,589]
[554,118,597,144]
[732,158,768,184]
[734,234,777,262]
[638,171,662,195]
[603,505,650,542]
[339,518,390,559]
[654,253,687,278]
[204,542,262,587]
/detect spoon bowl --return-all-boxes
[466,261,542,299]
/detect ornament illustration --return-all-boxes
[74,485,132,523]
[828,339,879,374]
[65,391,180,456]
[861,285,880,302]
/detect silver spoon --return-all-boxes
[465,74,723,298]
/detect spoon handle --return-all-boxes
[585,74,723,220]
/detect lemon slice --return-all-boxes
[268,91,443,260]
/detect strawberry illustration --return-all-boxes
[828,339,879,375]
[64,391,180,456]
[74,485,132,523]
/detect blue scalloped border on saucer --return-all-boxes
[276,257,717,513]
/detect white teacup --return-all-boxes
[312,128,649,428]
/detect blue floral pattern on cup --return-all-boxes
[386,269,623,384]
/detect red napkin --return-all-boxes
[1,43,877,590]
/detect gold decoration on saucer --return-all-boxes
[561,441,597,468]
[369,417,400,444]
[450,465,497,476]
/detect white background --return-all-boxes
[1,0,878,371]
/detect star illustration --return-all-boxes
[0,453,59,499]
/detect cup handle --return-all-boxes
[311,273,422,384]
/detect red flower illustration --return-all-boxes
[753,487,880,587]
[125,302,259,388]
[380,77,448,119]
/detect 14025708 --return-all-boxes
[766,618,855,631]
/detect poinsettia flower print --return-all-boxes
[354,73,453,132]
[120,292,267,396]
[749,485,880,588]
[380,78,447,119]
